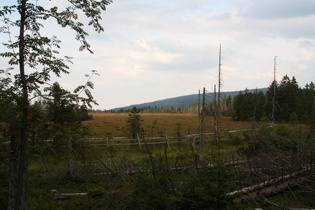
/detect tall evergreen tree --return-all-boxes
[255,90,266,121]
[233,89,266,121]
[277,75,300,122]
[233,91,244,121]
[127,107,143,139]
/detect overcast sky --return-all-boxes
[1,0,315,110]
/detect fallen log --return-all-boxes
[229,168,315,203]
[55,193,88,200]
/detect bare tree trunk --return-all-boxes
[68,138,74,177]
[8,1,29,209]
[199,88,205,158]
[9,119,29,210]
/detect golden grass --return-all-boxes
[83,113,262,138]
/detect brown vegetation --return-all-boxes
[83,113,263,138]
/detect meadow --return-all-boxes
[81,112,306,162]
[24,113,314,209]
[83,113,259,138]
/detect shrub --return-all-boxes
[289,112,298,124]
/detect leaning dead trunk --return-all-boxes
[54,193,87,200]
[229,168,315,203]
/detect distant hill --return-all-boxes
[111,88,268,112]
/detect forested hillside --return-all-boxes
[105,88,267,113]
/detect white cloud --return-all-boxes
[1,0,315,109]
[236,0,315,19]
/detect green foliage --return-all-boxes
[121,151,235,210]
[88,187,105,198]
[266,75,314,123]
[0,69,18,122]
[1,0,110,208]
[233,89,266,121]
[275,125,291,137]
[23,121,315,209]
[0,70,15,210]
[31,82,94,178]
[122,171,177,209]
[126,107,143,139]
[277,76,300,121]
[43,82,93,123]
[245,125,273,156]
[222,95,234,116]
[179,163,235,209]
[233,75,314,123]
[245,124,304,157]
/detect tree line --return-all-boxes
[233,75,315,123]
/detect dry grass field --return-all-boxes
[83,113,261,138]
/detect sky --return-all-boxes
[1,0,315,110]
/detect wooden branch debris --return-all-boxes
[54,193,87,200]
[228,168,315,203]
[85,130,248,146]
